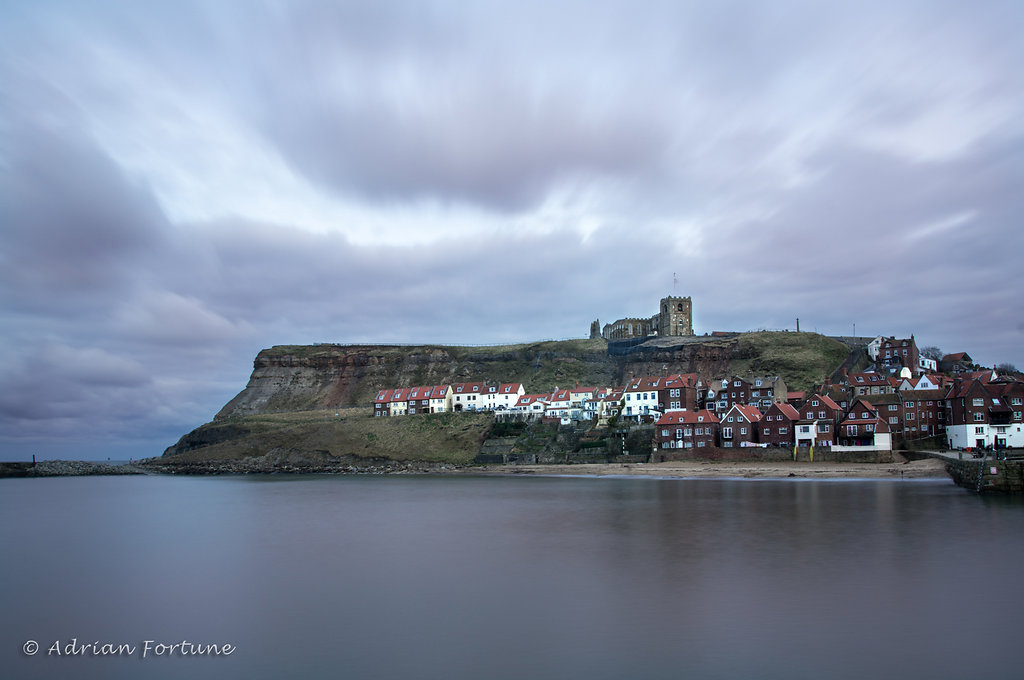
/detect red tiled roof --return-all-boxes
[769,403,801,420]
[656,409,719,426]
[452,382,486,394]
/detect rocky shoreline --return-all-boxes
[139,457,461,476]
[2,455,951,480]
[0,460,149,478]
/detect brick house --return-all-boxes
[718,404,763,447]
[899,389,947,440]
[749,376,787,411]
[654,409,719,451]
[847,372,896,397]
[877,336,921,376]
[658,374,699,412]
[838,399,891,448]
[940,352,974,374]
[374,389,394,417]
[794,394,842,447]
[760,402,800,447]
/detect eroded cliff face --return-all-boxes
[214,339,745,420]
[215,345,454,419]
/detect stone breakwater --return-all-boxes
[944,457,1024,493]
[0,461,148,478]
[138,457,461,476]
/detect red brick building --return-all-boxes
[654,410,719,451]
[760,402,800,447]
[839,399,890,446]
[719,404,763,447]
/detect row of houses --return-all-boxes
[656,373,1024,451]
[373,365,1022,452]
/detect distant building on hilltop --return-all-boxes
[595,295,694,340]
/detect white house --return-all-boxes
[451,382,486,412]
[623,377,664,420]
[481,383,525,411]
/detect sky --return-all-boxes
[2,0,1023,461]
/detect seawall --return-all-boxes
[944,458,1024,493]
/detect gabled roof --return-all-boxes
[655,409,719,426]
[515,394,550,407]
[800,393,841,412]
[601,390,624,403]
[848,372,889,385]
[942,352,971,363]
[722,404,763,423]
[766,402,801,420]
[499,383,523,394]
[452,382,486,394]
[946,378,990,400]
[625,376,667,391]
[550,389,572,402]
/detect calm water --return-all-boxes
[2,474,1022,680]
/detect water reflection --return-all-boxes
[2,475,1021,680]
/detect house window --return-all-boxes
[906,402,915,408]
[975,426,984,434]
[740,427,747,435]
[907,413,915,421]
[818,411,826,419]
[722,427,733,438]
[973,413,984,422]
[697,441,706,447]
[889,417,898,425]
[763,428,770,436]
[889,404,898,411]
[862,412,870,419]
[846,425,857,436]
[662,429,669,437]
[972,398,984,406]
[806,412,813,419]
[779,427,788,434]
[1012,397,1022,406]
[675,429,682,439]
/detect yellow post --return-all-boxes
[809,444,814,463]
[793,445,797,461]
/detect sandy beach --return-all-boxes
[474,456,949,480]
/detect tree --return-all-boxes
[996,363,1019,375]
[920,346,943,361]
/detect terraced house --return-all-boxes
[655,410,719,450]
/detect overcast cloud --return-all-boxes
[2,0,1022,460]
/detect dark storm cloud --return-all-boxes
[0,124,169,313]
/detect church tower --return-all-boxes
[658,296,693,337]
